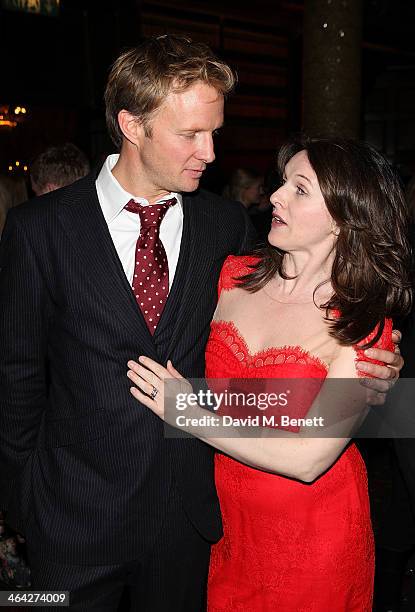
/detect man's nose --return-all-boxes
[196,134,215,164]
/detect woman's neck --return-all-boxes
[267,250,335,302]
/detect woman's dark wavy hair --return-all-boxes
[238,136,413,347]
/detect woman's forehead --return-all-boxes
[285,151,317,182]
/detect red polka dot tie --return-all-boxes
[125,198,177,334]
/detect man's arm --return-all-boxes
[0,211,49,511]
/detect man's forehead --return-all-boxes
[155,85,224,129]
[166,82,223,106]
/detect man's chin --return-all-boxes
[179,178,201,193]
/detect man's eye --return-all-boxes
[213,130,221,137]
[182,133,196,139]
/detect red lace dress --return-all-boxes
[206,256,393,612]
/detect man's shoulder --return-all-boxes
[183,189,248,229]
[184,188,246,217]
[183,189,255,250]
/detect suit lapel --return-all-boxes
[57,175,157,358]
[156,192,217,356]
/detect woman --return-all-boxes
[222,168,263,209]
[127,138,412,610]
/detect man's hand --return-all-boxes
[356,329,402,405]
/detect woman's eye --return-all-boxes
[296,186,306,195]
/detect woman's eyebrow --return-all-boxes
[294,173,312,184]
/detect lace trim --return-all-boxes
[218,255,259,295]
[210,320,329,371]
[216,256,393,375]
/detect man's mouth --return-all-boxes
[186,168,205,175]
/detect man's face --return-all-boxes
[135,81,224,198]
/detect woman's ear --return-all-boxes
[331,219,340,237]
[117,110,145,146]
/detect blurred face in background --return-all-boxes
[240,178,263,208]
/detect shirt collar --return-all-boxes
[96,153,183,224]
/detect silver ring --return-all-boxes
[150,385,158,400]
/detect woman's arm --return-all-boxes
[127,345,366,483]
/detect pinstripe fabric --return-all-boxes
[0,170,255,568]
[28,485,210,611]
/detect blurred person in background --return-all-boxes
[30,142,90,196]
[0,176,31,587]
[250,166,280,244]
[222,167,274,244]
[0,175,28,237]
[222,167,263,209]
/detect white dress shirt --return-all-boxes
[96,154,183,290]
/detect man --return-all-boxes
[30,143,90,196]
[0,35,402,611]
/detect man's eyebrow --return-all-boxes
[177,124,225,133]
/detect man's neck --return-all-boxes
[112,153,170,204]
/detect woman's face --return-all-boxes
[268,150,337,254]
[241,178,262,207]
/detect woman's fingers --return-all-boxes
[127,360,161,387]
[129,384,155,408]
[167,360,184,379]
[138,355,170,379]
[128,356,184,384]
[127,368,155,396]
[127,368,163,417]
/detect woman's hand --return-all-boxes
[127,356,192,421]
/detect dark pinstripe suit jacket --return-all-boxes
[0,171,254,564]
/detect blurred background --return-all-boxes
[1,0,415,191]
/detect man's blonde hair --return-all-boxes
[104,34,236,148]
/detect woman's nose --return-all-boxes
[270,186,285,207]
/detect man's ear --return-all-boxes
[45,182,59,194]
[117,110,145,146]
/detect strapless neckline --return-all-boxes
[210,319,329,372]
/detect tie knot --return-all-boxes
[125,197,176,231]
